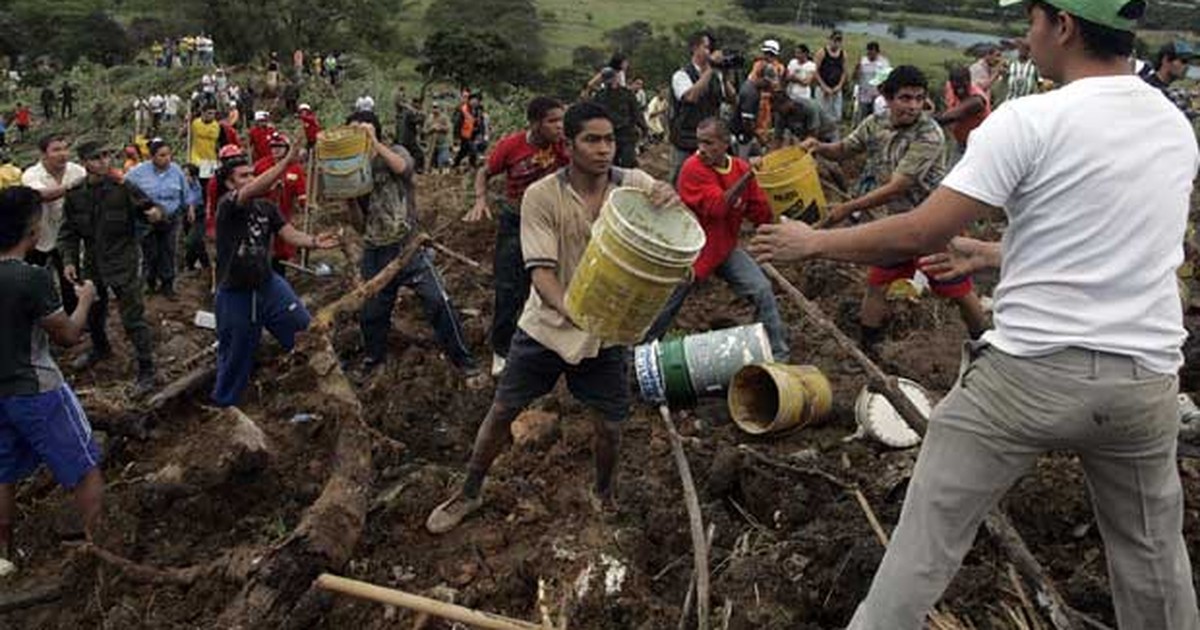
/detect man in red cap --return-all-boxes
[253,132,307,276]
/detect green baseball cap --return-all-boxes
[998,0,1142,33]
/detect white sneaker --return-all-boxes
[0,557,16,578]
[491,353,506,377]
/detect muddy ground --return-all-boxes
[4,146,1200,630]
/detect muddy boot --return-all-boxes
[131,362,156,399]
[72,346,112,370]
[426,490,484,535]
[588,487,619,518]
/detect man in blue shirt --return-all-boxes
[126,139,188,297]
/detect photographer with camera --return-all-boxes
[669,32,736,184]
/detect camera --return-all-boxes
[712,50,745,70]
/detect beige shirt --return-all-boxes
[21,161,86,253]
[518,167,657,364]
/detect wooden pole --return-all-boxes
[301,150,318,269]
[761,263,928,434]
[658,405,710,630]
[315,574,546,630]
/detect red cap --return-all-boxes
[268,131,291,147]
[218,144,245,160]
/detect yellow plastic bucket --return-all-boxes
[754,145,827,225]
[316,126,374,200]
[565,187,705,344]
[727,364,832,435]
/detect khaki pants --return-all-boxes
[850,343,1199,630]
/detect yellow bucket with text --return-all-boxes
[754,145,827,224]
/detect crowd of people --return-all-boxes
[2,3,1200,627]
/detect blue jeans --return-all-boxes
[360,243,477,370]
[213,273,311,407]
[644,248,790,361]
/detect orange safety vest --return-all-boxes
[458,103,476,140]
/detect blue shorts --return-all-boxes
[0,385,101,488]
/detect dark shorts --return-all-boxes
[0,384,101,488]
[495,329,631,422]
[868,260,974,299]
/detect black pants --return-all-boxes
[26,249,77,315]
[614,136,639,168]
[452,141,479,168]
[183,213,210,270]
[402,140,425,174]
[61,101,73,118]
[491,208,530,358]
[142,217,179,291]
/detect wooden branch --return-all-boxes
[315,574,545,630]
[431,240,490,275]
[679,524,716,630]
[0,581,62,614]
[985,511,1080,630]
[67,542,215,585]
[762,263,929,435]
[312,232,431,332]
[658,405,710,630]
[763,263,1082,630]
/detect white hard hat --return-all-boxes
[761,39,781,55]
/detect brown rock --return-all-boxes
[510,409,560,450]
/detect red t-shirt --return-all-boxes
[14,107,30,126]
[677,154,773,282]
[219,122,242,149]
[299,111,321,147]
[486,131,569,206]
[253,156,308,260]
[249,125,275,163]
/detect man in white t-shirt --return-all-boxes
[786,44,818,102]
[750,0,1200,628]
[852,41,890,124]
[21,134,87,314]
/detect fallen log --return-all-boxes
[144,362,217,413]
[0,581,62,614]
[215,227,427,627]
[315,573,545,630]
[659,405,710,630]
[312,232,431,333]
[762,263,1081,630]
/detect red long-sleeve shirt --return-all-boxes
[677,153,773,281]
[299,110,321,147]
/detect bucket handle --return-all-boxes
[593,237,689,285]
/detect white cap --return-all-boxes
[298,103,311,111]
[254,110,270,122]
[761,39,781,55]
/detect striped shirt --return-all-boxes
[1006,60,1041,101]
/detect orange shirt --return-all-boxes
[943,82,992,146]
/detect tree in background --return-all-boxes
[425,0,544,79]
[418,29,527,93]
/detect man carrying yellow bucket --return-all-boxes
[426,102,679,534]
[797,65,988,357]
